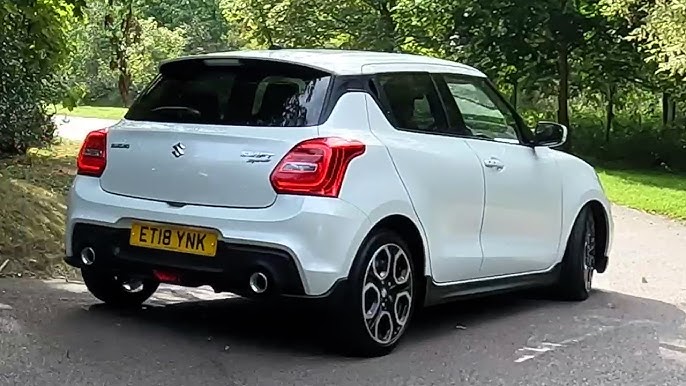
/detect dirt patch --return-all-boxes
[0,140,80,278]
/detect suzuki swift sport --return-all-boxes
[65,49,613,357]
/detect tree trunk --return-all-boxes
[605,84,614,143]
[556,43,571,150]
[670,101,677,122]
[118,72,132,107]
[378,0,398,52]
[663,92,670,126]
[511,78,519,111]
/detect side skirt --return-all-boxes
[423,264,562,307]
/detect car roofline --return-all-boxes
[159,49,487,77]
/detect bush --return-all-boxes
[572,114,686,171]
[0,1,75,157]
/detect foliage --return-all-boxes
[0,0,82,157]
[128,18,186,87]
[46,0,686,170]
[139,0,234,54]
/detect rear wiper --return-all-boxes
[150,106,201,117]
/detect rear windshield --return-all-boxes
[125,58,332,127]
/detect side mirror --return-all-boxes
[534,121,567,148]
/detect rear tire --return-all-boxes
[558,207,597,301]
[338,229,416,357]
[82,268,159,308]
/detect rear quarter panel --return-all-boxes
[317,92,432,276]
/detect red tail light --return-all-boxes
[77,129,108,177]
[270,137,366,197]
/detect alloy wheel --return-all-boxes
[361,243,413,345]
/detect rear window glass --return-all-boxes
[125,59,332,127]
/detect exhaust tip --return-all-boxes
[249,272,268,294]
[80,247,95,266]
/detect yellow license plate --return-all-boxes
[129,221,219,257]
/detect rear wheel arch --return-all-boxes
[353,214,428,306]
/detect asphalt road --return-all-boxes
[1,206,686,385]
[53,116,119,141]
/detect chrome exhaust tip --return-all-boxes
[80,247,96,266]
[249,272,268,294]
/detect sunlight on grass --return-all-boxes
[598,169,686,220]
[0,141,80,278]
[55,104,127,120]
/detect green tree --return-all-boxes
[0,0,83,156]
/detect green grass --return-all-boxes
[54,104,127,120]
[598,168,686,220]
[0,141,80,278]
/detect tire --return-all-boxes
[338,229,417,357]
[81,268,159,308]
[558,207,597,301]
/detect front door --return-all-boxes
[435,74,563,277]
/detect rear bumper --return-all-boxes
[66,176,372,296]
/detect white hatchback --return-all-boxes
[65,49,613,357]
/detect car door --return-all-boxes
[365,71,486,283]
[434,73,563,277]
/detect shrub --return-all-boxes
[0,1,76,157]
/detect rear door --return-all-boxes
[367,72,486,283]
[435,74,563,276]
[100,58,332,208]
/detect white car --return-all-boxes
[65,49,613,357]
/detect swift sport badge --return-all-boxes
[241,151,274,163]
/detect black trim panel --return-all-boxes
[66,223,306,297]
[423,264,562,307]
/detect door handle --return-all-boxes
[484,157,504,170]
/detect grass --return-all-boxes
[598,168,686,220]
[54,104,127,120]
[0,141,80,278]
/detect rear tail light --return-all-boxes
[77,129,108,177]
[270,137,365,197]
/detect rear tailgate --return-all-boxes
[98,57,333,208]
[101,121,318,208]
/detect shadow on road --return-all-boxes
[68,287,685,358]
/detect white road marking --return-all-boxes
[0,303,12,310]
[514,319,660,363]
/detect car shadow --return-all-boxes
[71,286,685,359]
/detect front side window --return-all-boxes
[375,73,446,133]
[125,59,332,127]
[441,75,522,142]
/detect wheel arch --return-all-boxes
[355,214,430,307]
[564,198,611,273]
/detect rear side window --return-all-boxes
[374,73,447,133]
[125,59,332,127]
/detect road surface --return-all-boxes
[1,206,685,385]
[54,116,119,141]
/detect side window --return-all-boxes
[375,73,446,133]
[442,75,521,142]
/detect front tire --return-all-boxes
[558,207,597,301]
[339,229,416,357]
[82,268,159,308]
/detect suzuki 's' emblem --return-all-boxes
[171,142,186,158]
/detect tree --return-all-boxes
[0,0,84,156]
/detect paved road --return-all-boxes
[2,211,686,383]
[53,116,119,141]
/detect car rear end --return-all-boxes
[65,56,372,298]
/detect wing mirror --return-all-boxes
[534,121,567,148]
